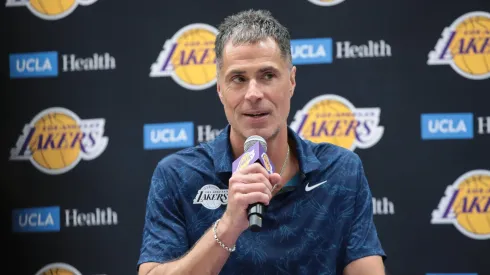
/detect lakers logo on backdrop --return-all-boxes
[9,107,108,175]
[290,94,384,151]
[427,11,490,80]
[431,170,490,240]
[150,23,218,90]
[35,262,82,275]
[5,0,98,20]
[308,0,345,6]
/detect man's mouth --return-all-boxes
[244,112,269,118]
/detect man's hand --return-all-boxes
[222,163,281,234]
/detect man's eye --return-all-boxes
[232,76,245,83]
[264,73,274,80]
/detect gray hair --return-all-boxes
[214,9,292,74]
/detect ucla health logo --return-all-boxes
[421,113,473,139]
[12,206,60,233]
[291,38,333,65]
[150,24,218,91]
[290,94,384,151]
[10,51,116,78]
[9,52,58,78]
[144,122,194,150]
[5,0,98,20]
[291,37,391,65]
[13,206,118,233]
[431,170,490,240]
[9,107,109,175]
[427,11,490,80]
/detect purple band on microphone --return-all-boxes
[232,141,275,174]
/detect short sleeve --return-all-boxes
[343,156,387,267]
[137,162,189,270]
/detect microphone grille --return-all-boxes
[244,135,267,152]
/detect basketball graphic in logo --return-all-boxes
[150,23,218,90]
[9,107,108,175]
[290,94,384,151]
[6,0,98,20]
[431,169,490,240]
[428,11,490,80]
[35,263,82,275]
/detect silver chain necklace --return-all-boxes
[271,144,290,194]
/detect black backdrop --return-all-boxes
[3,0,490,274]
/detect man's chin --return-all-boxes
[240,126,279,141]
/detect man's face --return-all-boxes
[217,37,296,142]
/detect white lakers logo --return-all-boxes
[193,185,228,210]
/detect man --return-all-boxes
[137,9,387,275]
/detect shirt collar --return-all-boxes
[208,124,321,175]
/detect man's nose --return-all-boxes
[244,79,263,101]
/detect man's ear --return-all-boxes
[217,82,224,103]
[290,66,297,97]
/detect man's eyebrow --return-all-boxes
[225,69,246,78]
[224,66,280,79]
[257,66,280,73]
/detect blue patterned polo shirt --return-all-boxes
[137,124,386,274]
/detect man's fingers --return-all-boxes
[229,173,272,191]
[237,163,270,176]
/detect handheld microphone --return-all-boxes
[231,135,275,232]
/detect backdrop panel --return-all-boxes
[3,0,489,274]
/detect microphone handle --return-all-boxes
[248,202,265,232]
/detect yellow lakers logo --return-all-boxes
[35,262,81,275]
[307,0,345,6]
[150,23,218,90]
[5,0,98,20]
[428,11,490,80]
[290,94,384,151]
[261,153,272,174]
[9,107,108,175]
[431,169,490,240]
[238,150,255,170]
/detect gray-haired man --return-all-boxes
[137,9,386,275]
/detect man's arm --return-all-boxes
[138,215,241,275]
[343,255,385,275]
[341,153,387,274]
[137,162,277,275]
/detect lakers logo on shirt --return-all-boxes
[193,184,228,210]
[150,23,218,90]
[290,94,384,151]
[35,262,81,275]
[307,0,345,6]
[5,0,98,20]
[9,107,108,175]
[431,169,490,240]
[427,11,490,80]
